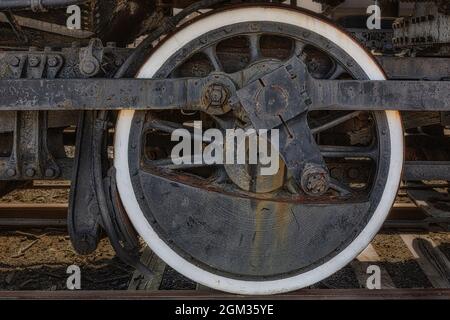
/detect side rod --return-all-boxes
[0,74,449,112]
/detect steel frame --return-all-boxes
[1,58,449,112]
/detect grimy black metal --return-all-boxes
[1,62,449,112]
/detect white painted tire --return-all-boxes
[114,6,404,295]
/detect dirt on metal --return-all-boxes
[0,186,448,291]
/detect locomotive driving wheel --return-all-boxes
[114,5,404,295]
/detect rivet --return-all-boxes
[29,56,40,67]
[6,168,16,177]
[45,168,55,178]
[47,56,58,67]
[114,58,124,67]
[81,60,97,75]
[25,168,36,177]
[8,56,20,67]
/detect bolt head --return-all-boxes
[210,88,223,103]
[47,56,58,67]
[8,56,20,67]
[6,168,16,177]
[29,56,40,67]
[114,58,124,67]
[300,164,330,196]
[205,84,228,108]
[25,168,36,177]
[45,168,55,178]
[81,60,98,76]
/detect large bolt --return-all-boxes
[203,83,229,113]
[80,59,98,76]
[29,56,41,67]
[45,168,55,178]
[114,58,124,67]
[25,168,36,177]
[6,168,16,177]
[300,164,330,196]
[8,56,20,67]
[47,56,58,67]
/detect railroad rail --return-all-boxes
[0,289,448,300]
[0,203,67,227]
[0,202,449,299]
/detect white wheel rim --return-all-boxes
[115,7,404,295]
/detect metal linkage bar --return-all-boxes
[404,161,450,181]
[0,289,448,300]
[1,56,450,112]
[309,79,450,112]
[377,57,450,81]
[0,111,61,180]
[0,75,235,111]
[0,0,87,11]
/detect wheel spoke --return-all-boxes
[320,145,377,160]
[294,40,306,57]
[248,34,262,62]
[158,162,213,170]
[146,156,214,169]
[328,63,346,80]
[203,45,223,71]
[143,119,207,143]
[311,111,363,135]
[144,119,185,133]
[329,178,353,197]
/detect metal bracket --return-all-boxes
[2,111,61,180]
[236,57,328,194]
[4,50,63,79]
[68,111,101,255]
[2,60,450,112]
[79,38,104,77]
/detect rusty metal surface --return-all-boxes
[378,56,450,80]
[404,162,450,181]
[0,289,448,300]
[1,60,450,112]
[125,18,393,281]
[393,2,450,55]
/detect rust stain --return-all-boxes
[250,199,294,272]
